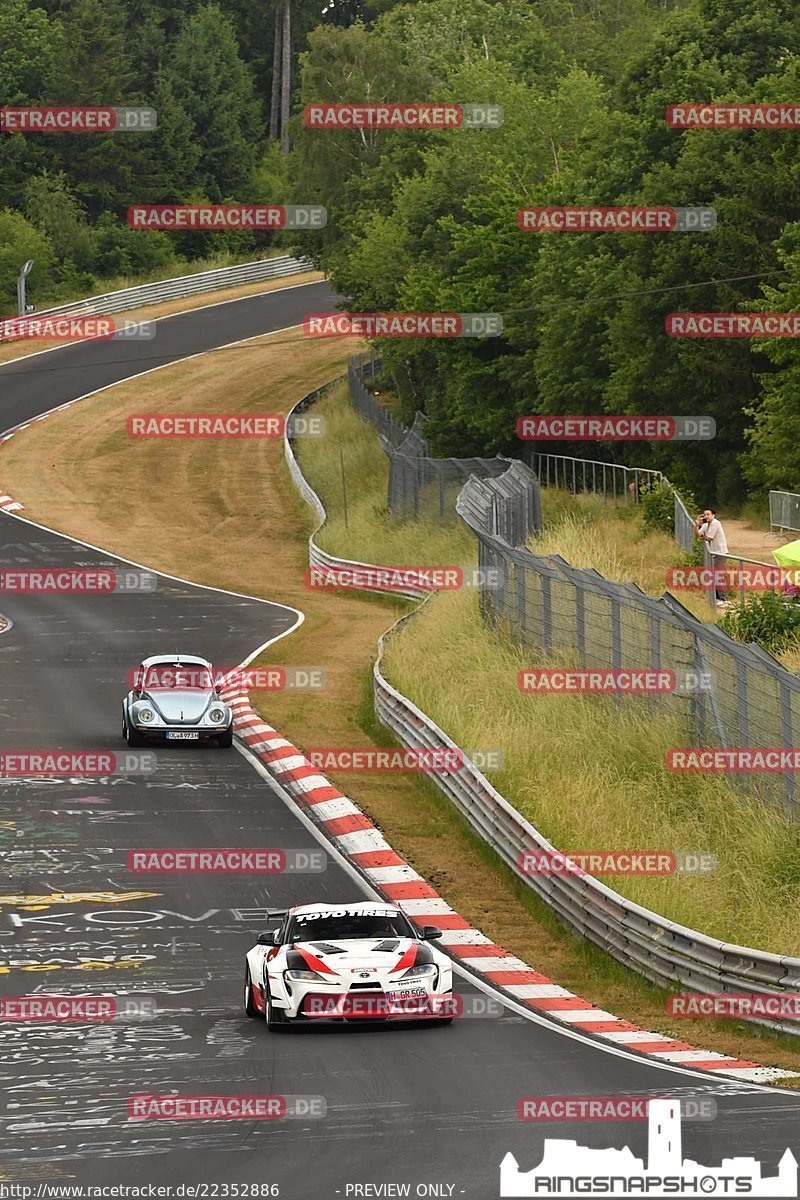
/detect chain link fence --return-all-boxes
[350,353,542,528]
[457,469,800,816]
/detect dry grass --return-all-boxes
[5,334,800,1072]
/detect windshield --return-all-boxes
[288,909,414,942]
[143,664,213,691]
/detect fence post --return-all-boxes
[780,680,796,817]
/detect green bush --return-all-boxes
[717,589,800,655]
[640,481,677,536]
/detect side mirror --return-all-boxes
[422,925,442,940]
[257,932,273,945]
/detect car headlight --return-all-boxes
[284,969,329,983]
[137,708,154,723]
[400,964,437,979]
[209,707,226,723]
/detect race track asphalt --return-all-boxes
[0,280,798,1198]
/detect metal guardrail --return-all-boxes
[532,453,664,506]
[30,255,312,319]
[283,377,429,601]
[284,357,800,1036]
[770,490,800,535]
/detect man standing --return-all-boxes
[695,508,729,607]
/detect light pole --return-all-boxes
[17,259,34,318]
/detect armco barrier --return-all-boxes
[286,359,800,1037]
[27,255,312,320]
[284,376,429,601]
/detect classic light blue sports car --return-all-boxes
[122,653,234,747]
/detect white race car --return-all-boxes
[244,902,454,1028]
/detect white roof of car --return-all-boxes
[140,654,212,668]
[290,902,401,916]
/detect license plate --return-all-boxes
[385,988,427,1001]
[166,731,200,740]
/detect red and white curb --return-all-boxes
[221,683,795,1084]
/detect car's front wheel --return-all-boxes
[217,724,234,748]
[266,990,289,1030]
[124,718,144,747]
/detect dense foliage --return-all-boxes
[2,0,798,504]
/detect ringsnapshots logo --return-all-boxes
[0,317,154,342]
[0,568,156,593]
[304,103,503,129]
[519,850,716,876]
[667,103,800,129]
[0,751,156,777]
[128,1094,326,1121]
[518,207,716,232]
[667,313,800,338]
[127,205,326,230]
[304,312,503,338]
[128,848,325,874]
[516,415,715,441]
[127,413,324,438]
[1,107,157,133]
[517,1096,717,1123]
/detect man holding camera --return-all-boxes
[695,508,729,607]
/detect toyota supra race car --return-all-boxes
[244,902,454,1027]
[122,654,234,746]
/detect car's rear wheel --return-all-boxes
[217,724,234,748]
[244,968,259,1018]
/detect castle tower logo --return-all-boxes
[500,1098,797,1197]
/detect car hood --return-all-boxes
[292,937,426,974]
[143,689,217,722]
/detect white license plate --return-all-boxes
[166,731,200,741]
